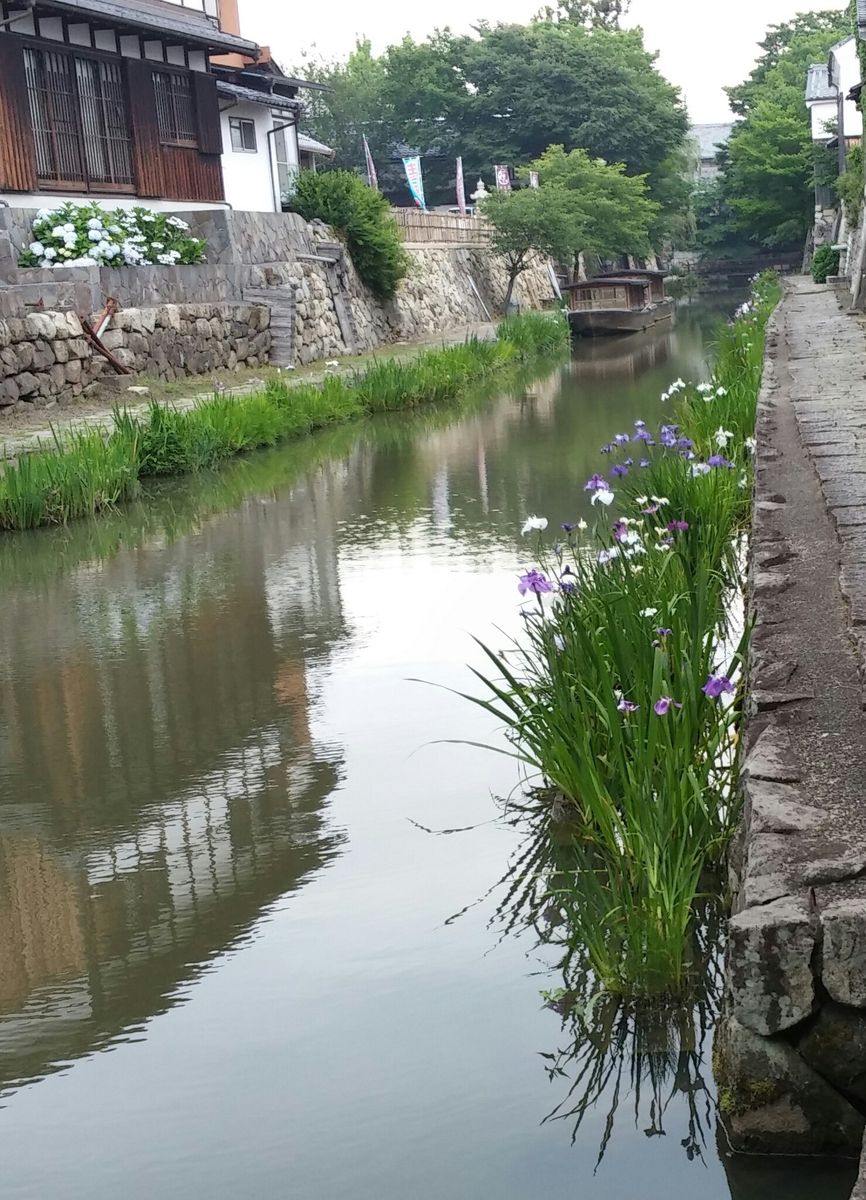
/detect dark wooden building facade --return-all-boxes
[0,0,259,205]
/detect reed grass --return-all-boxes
[0,312,569,532]
[470,273,781,998]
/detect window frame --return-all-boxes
[21,38,136,194]
[152,66,198,148]
[228,116,257,154]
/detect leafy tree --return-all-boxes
[482,187,577,309]
[298,21,689,234]
[528,145,658,259]
[725,102,814,247]
[726,10,851,116]
[716,6,853,249]
[295,41,402,194]
[536,0,631,29]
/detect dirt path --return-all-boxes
[0,321,496,460]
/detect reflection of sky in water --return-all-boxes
[0,300,855,1200]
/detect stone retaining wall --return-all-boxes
[717,284,866,1186]
[0,303,268,409]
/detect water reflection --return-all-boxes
[538,894,724,1170]
[0,460,352,1096]
[0,296,815,1200]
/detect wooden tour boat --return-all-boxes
[563,269,674,337]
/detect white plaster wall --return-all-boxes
[0,194,227,213]
[810,99,837,141]
[219,102,279,213]
[832,39,864,139]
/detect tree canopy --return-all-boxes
[711,6,853,250]
[481,146,657,306]
[296,19,689,239]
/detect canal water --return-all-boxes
[0,300,856,1199]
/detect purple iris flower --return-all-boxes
[584,473,609,492]
[676,438,694,451]
[634,419,646,429]
[518,570,554,597]
[667,520,689,532]
[633,429,652,443]
[600,444,613,454]
[655,627,673,638]
[708,454,734,469]
[654,696,682,717]
[561,522,576,533]
[702,674,735,699]
[614,433,630,445]
[642,504,660,515]
[640,459,652,468]
[611,464,629,477]
[660,431,677,448]
[623,457,634,467]
[617,698,640,713]
[560,580,577,595]
[612,519,628,542]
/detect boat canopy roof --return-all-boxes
[563,277,650,290]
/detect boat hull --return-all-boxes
[568,299,674,338]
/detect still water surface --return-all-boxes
[0,301,856,1199]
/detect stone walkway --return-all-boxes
[0,321,496,461]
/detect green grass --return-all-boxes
[470,273,781,999]
[0,312,569,533]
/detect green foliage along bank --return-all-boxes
[0,313,569,533]
[286,169,409,300]
[701,8,852,253]
[468,276,782,999]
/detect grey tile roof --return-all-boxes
[858,0,866,34]
[40,0,259,54]
[689,123,734,160]
[216,81,300,112]
[806,63,834,102]
[298,134,334,157]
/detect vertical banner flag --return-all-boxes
[529,171,540,189]
[402,155,427,210]
[363,136,379,191]
[494,164,511,191]
[456,156,467,216]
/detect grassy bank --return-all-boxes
[472,276,781,999]
[0,311,568,532]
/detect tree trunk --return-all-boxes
[503,268,520,313]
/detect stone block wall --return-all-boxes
[717,300,866,1179]
[98,304,270,380]
[0,303,268,411]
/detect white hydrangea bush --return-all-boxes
[18,201,206,268]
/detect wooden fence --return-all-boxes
[391,208,491,246]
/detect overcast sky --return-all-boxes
[236,0,848,124]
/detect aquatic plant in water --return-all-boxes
[468,273,781,999]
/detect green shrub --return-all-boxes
[811,242,840,283]
[838,145,864,222]
[286,170,409,300]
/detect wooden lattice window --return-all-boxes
[152,70,197,147]
[23,44,134,191]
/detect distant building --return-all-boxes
[688,124,734,180]
[806,37,863,154]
